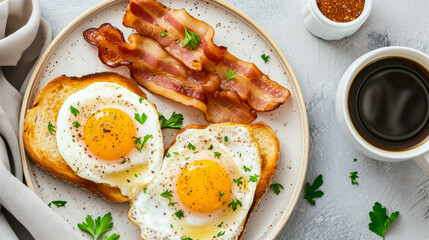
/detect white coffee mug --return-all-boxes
[336,46,429,175]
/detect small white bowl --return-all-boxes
[301,0,373,40]
[335,46,429,175]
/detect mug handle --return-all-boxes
[415,153,429,176]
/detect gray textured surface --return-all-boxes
[39,0,429,239]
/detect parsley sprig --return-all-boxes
[48,200,67,208]
[187,142,196,150]
[228,199,242,211]
[261,53,270,63]
[224,69,237,82]
[134,113,148,125]
[368,202,399,239]
[249,174,260,183]
[134,135,152,152]
[303,174,324,206]
[270,183,284,195]
[72,121,81,128]
[159,112,184,129]
[349,171,359,185]
[233,177,243,186]
[77,212,120,240]
[70,105,79,117]
[183,27,200,50]
[175,209,185,219]
[48,122,56,135]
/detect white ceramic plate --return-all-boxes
[19,0,309,239]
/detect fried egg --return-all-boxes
[129,124,261,240]
[56,82,163,197]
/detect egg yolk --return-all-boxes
[83,108,136,160]
[177,160,231,213]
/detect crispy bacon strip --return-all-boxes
[123,0,290,111]
[123,0,226,71]
[83,24,256,124]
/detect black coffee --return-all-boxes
[348,57,429,151]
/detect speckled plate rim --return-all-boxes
[18,0,309,239]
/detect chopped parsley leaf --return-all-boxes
[261,53,270,63]
[303,174,324,206]
[228,199,242,211]
[175,210,185,219]
[185,157,190,160]
[239,153,242,158]
[368,202,399,239]
[218,191,224,202]
[173,152,179,156]
[139,97,144,103]
[69,105,79,117]
[208,144,213,150]
[182,238,192,240]
[224,136,228,142]
[77,212,119,240]
[166,152,171,158]
[170,224,173,228]
[224,69,237,82]
[160,190,173,200]
[214,152,221,158]
[217,231,225,237]
[72,121,80,128]
[182,27,200,50]
[121,159,126,164]
[159,111,184,129]
[243,166,251,172]
[48,200,67,208]
[48,122,56,134]
[134,113,148,125]
[353,158,357,162]
[161,31,167,37]
[349,171,359,185]
[270,183,284,195]
[134,135,152,152]
[249,174,260,182]
[233,177,243,186]
[193,151,199,154]
[143,188,147,194]
[134,173,138,178]
[217,222,223,228]
[187,142,196,150]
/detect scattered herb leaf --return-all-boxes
[233,177,243,186]
[217,231,225,237]
[72,121,81,128]
[368,202,400,239]
[249,174,260,182]
[160,31,167,37]
[208,144,213,150]
[159,112,184,129]
[270,183,284,195]
[134,135,152,152]
[303,174,324,206]
[48,122,56,135]
[77,212,119,240]
[224,69,237,83]
[70,105,79,117]
[228,199,242,211]
[175,210,185,219]
[261,53,270,63]
[134,113,148,125]
[187,142,196,150]
[48,200,67,208]
[243,166,251,172]
[349,171,359,185]
[182,27,200,50]
[214,152,221,158]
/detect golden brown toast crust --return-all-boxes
[160,122,280,240]
[23,72,147,202]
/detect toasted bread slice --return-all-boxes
[23,72,147,202]
[163,122,280,239]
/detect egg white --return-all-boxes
[129,124,261,240]
[56,82,163,197]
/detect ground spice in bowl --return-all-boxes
[316,0,365,23]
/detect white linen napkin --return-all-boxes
[0,0,83,239]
